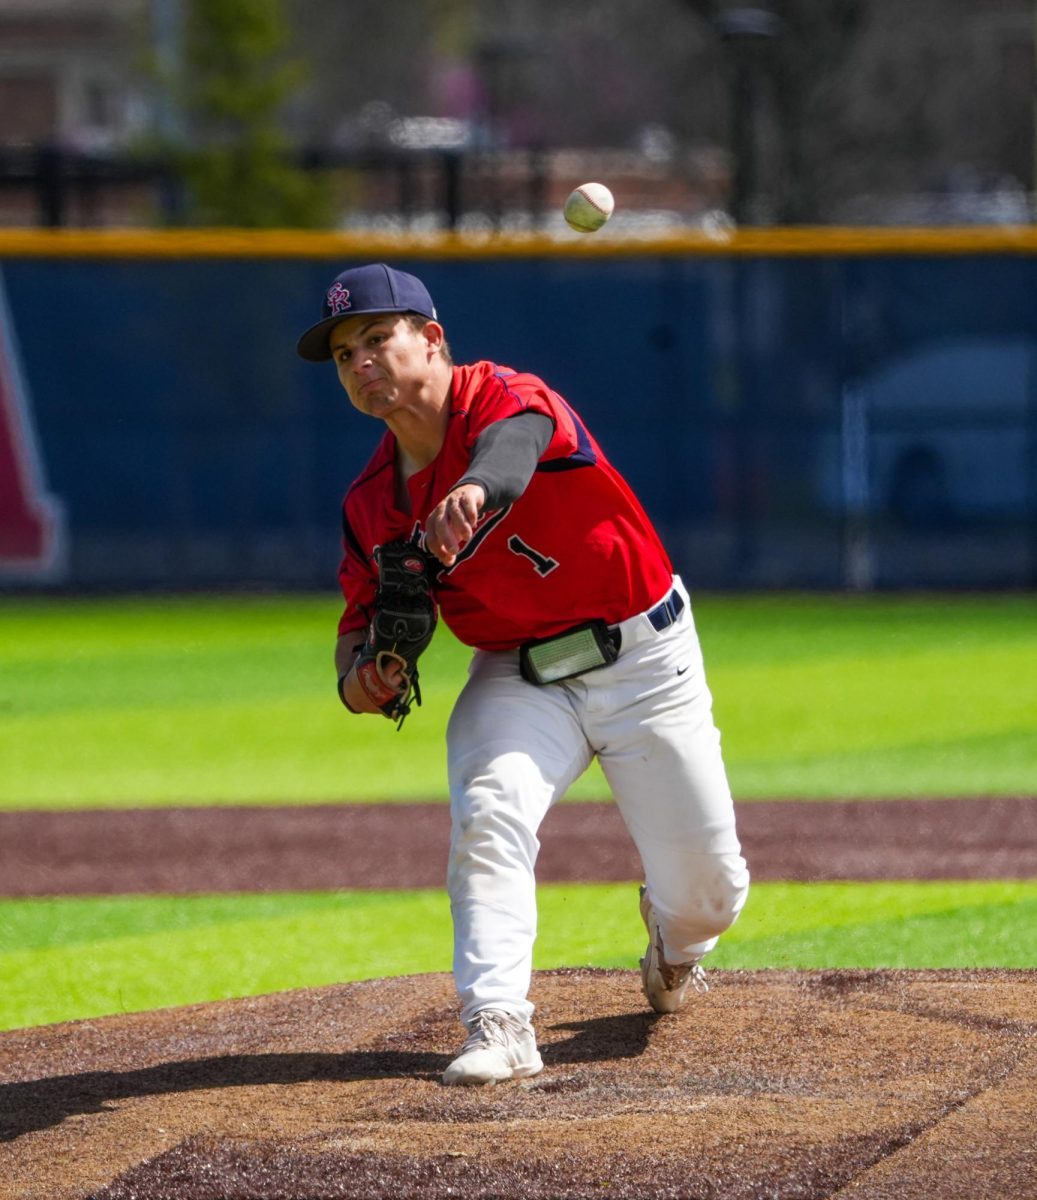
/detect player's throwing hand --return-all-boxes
[425,483,485,566]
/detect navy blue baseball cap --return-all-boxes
[296,262,438,362]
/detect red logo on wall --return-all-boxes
[0,271,65,580]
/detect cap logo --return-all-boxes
[326,283,352,315]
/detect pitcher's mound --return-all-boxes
[2,968,1036,1199]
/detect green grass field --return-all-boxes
[2,592,1035,807]
[1,592,1034,1030]
[2,881,1035,1031]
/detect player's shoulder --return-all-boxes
[452,360,556,413]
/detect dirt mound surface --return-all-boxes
[2,968,1036,1199]
[2,795,1035,896]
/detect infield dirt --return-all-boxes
[1,797,1035,1199]
[2,969,1036,1199]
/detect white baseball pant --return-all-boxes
[446,576,750,1025]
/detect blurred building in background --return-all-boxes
[0,0,1032,230]
[0,0,143,149]
[0,0,150,225]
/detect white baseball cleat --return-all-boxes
[442,1009,544,1086]
[639,885,709,1014]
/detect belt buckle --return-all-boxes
[649,588,684,632]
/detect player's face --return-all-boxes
[328,313,442,419]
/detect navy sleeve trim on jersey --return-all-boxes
[455,411,553,509]
[487,369,597,474]
[349,455,394,494]
[340,507,368,566]
[536,396,597,473]
[342,458,394,563]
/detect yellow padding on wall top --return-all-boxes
[0,226,1035,259]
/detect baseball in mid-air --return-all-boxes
[563,182,615,233]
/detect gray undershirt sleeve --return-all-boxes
[454,411,554,509]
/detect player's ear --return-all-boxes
[422,320,446,356]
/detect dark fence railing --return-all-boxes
[0,145,177,228]
[0,145,564,232]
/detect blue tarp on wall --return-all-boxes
[0,249,1034,589]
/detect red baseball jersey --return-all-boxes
[338,360,673,651]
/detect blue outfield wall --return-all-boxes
[0,232,1035,591]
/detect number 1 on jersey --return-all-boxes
[507,534,559,577]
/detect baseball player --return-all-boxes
[297,262,750,1086]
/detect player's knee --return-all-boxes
[656,853,750,946]
[705,854,750,930]
[701,869,749,937]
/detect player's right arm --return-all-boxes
[425,411,553,566]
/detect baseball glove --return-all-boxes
[354,539,438,728]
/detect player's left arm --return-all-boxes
[335,509,382,711]
[336,541,438,725]
[336,629,391,714]
[425,411,554,566]
[337,629,411,715]
[335,629,366,678]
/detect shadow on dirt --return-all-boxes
[543,1011,657,1066]
[0,1011,657,1141]
[0,1050,443,1141]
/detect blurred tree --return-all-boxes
[811,0,1034,223]
[173,0,331,226]
[677,1,870,222]
[770,0,868,223]
[679,0,1033,223]
[272,0,1032,225]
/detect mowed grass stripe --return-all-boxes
[2,881,1035,1031]
[1,593,1034,807]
